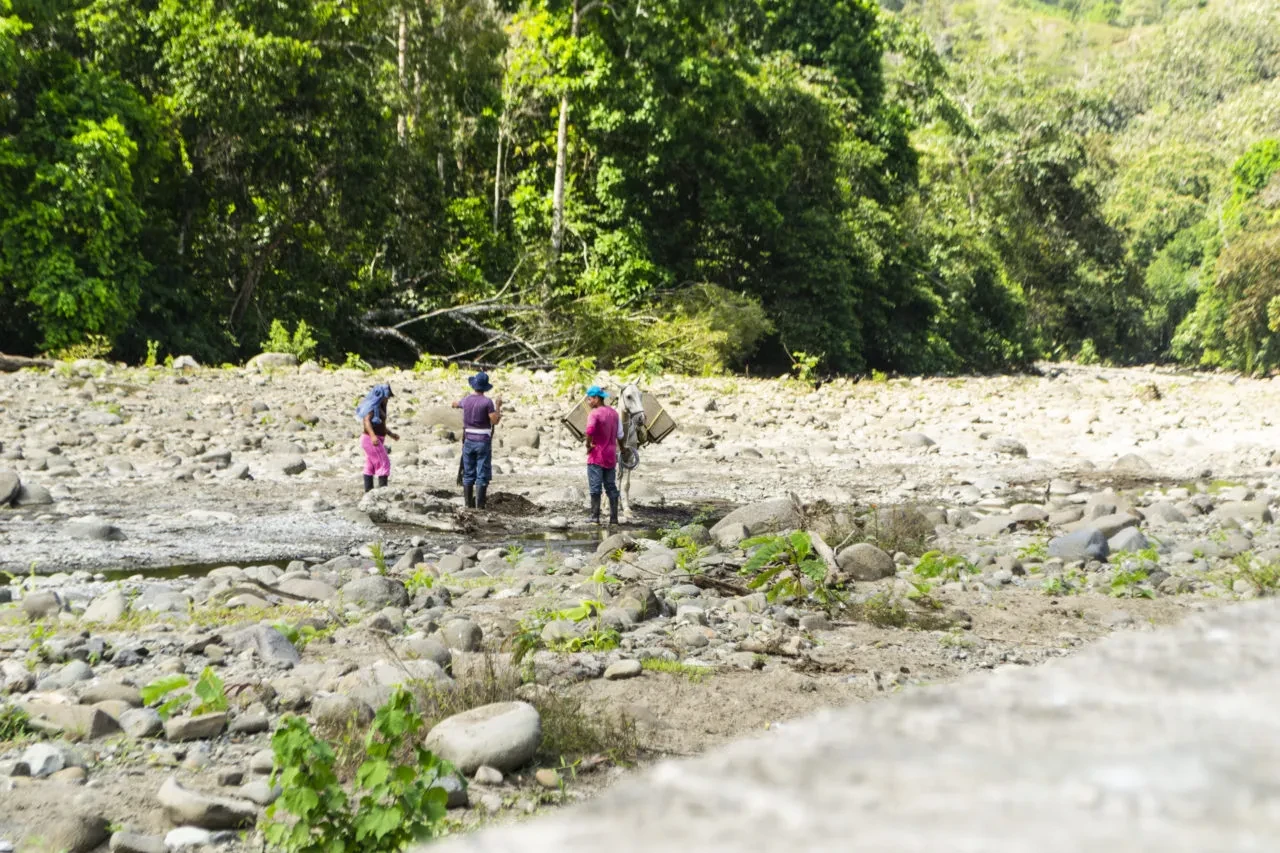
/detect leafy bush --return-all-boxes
[55,334,113,362]
[911,551,977,583]
[554,356,597,399]
[144,339,160,368]
[510,600,620,663]
[263,688,452,852]
[262,320,317,362]
[789,350,821,385]
[342,352,372,372]
[140,667,227,720]
[739,531,846,613]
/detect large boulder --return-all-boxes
[157,776,258,829]
[14,481,53,506]
[0,470,19,505]
[247,352,298,371]
[710,499,799,540]
[1048,529,1110,562]
[1216,501,1273,525]
[82,589,128,624]
[836,543,896,581]
[340,576,409,610]
[423,701,542,775]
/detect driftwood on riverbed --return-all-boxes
[0,353,53,372]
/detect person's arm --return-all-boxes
[489,396,502,426]
[363,413,380,444]
[585,409,599,452]
[451,399,462,409]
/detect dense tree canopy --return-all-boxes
[2,0,1278,375]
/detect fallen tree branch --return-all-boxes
[0,353,54,372]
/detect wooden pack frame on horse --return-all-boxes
[560,390,676,444]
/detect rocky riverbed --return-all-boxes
[3,358,1280,852]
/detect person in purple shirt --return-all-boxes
[584,385,620,525]
[452,371,503,509]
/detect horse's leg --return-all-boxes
[621,466,633,521]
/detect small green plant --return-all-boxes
[938,629,974,649]
[554,356,597,399]
[0,705,36,744]
[405,567,435,593]
[273,622,334,651]
[1232,553,1280,594]
[510,600,621,664]
[164,353,175,368]
[262,319,318,362]
[342,352,373,372]
[617,348,664,385]
[504,545,525,567]
[264,688,452,852]
[1042,574,1082,597]
[858,591,909,627]
[412,353,445,373]
[54,333,112,361]
[1110,568,1154,599]
[144,340,160,368]
[739,531,846,613]
[1076,338,1100,365]
[370,543,388,576]
[587,565,619,586]
[911,551,977,583]
[870,369,888,384]
[788,350,821,385]
[641,659,712,682]
[1017,540,1048,562]
[140,667,228,720]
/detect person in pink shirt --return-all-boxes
[584,385,620,525]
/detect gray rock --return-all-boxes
[604,660,643,680]
[1048,529,1110,562]
[1088,513,1140,539]
[42,813,110,853]
[989,437,1028,457]
[163,828,212,850]
[312,693,374,729]
[1111,453,1155,477]
[423,702,542,775]
[402,634,453,671]
[22,590,62,620]
[431,771,471,809]
[38,659,94,690]
[248,352,299,370]
[836,543,895,581]
[473,766,504,785]
[1108,527,1150,554]
[276,578,338,601]
[20,700,120,739]
[340,576,409,610]
[109,831,167,853]
[0,470,19,505]
[1216,501,1273,525]
[164,712,228,742]
[443,620,483,653]
[237,779,281,806]
[82,589,128,624]
[714,522,751,549]
[14,481,53,506]
[394,547,427,572]
[157,776,257,829]
[898,433,936,449]
[19,742,68,777]
[268,455,307,476]
[710,498,800,539]
[244,625,301,667]
[1144,502,1188,525]
[965,515,1018,537]
[673,626,710,650]
[67,521,126,541]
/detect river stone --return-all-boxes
[21,700,121,739]
[899,433,935,449]
[1144,502,1188,525]
[1108,527,1149,554]
[109,832,166,853]
[82,589,128,624]
[1086,513,1140,539]
[965,515,1017,537]
[276,578,338,601]
[340,576,409,610]
[248,352,298,370]
[836,543,896,581]
[157,776,258,829]
[1215,501,1272,524]
[989,437,1028,457]
[40,813,110,853]
[1111,453,1155,477]
[67,521,126,541]
[423,701,542,775]
[604,660,643,680]
[20,742,67,777]
[443,619,483,652]
[0,470,18,505]
[22,590,62,619]
[243,625,301,667]
[312,693,375,729]
[120,708,164,738]
[1048,529,1110,562]
[164,712,228,742]
[14,482,53,506]
[710,498,800,539]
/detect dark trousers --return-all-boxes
[461,440,493,487]
[587,464,619,499]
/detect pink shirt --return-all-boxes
[586,405,619,468]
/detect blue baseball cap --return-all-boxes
[586,385,609,399]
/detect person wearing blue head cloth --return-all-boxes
[452,371,502,509]
[356,383,398,492]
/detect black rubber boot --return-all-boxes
[363,475,374,493]
[377,476,388,489]
[464,485,475,508]
[588,494,602,524]
[608,495,619,526]
[477,486,488,510]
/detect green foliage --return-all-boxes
[1017,540,1049,562]
[144,339,160,368]
[504,545,524,567]
[554,356,597,399]
[510,600,620,664]
[369,542,388,576]
[263,688,451,853]
[740,531,846,613]
[55,335,113,362]
[0,705,35,744]
[262,320,317,363]
[641,659,712,683]
[911,551,977,582]
[1110,567,1155,598]
[405,568,435,594]
[788,351,821,385]
[141,667,227,720]
[341,352,372,372]
[617,349,664,385]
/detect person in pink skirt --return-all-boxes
[356,383,399,491]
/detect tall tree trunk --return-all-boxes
[397,6,408,142]
[551,0,581,259]
[493,127,504,232]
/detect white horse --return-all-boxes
[617,384,647,522]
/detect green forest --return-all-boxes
[1,0,1278,375]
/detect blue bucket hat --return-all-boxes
[586,385,609,399]
[469,371,493,392]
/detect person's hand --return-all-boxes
[495,395,503,408]
[389,432,400,441]
[371,436,382,446]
